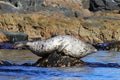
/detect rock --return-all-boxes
[0,30,28,42]
[1,0,120,16]
[34,52,85,67]
[0,0,83,17]
[0,1,20,14]
[105,0,120,10]
[43,0,83,10]
[92,41,120,51]
[115,0,120,3]
[89,0,120,11]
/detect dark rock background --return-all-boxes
[0,0,81,17]
[0,0,120,13]
[89,0,120,11]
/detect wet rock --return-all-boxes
[0,30,28,42]
[0,0,84,17]
[34,52,85,67]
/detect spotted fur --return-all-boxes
[14,35,97,58]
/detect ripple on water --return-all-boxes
[0,65,120,80]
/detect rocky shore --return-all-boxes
[0,0,120,67]
[0,0,120,43]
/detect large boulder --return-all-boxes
[0,0,91,17]
[93,41,120,51]
[34,52,84,67]
[0,1,20,14]
[0,0,77,17]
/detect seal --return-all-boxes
[13,35,97,58]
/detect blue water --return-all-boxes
[0,51,120,80]
[0,65,120,80]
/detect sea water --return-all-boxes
[0,50,120,80]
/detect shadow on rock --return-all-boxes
[33,52,85,67]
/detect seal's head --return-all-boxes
[13,41,27,49]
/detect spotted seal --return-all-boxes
[13,35,97,58]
